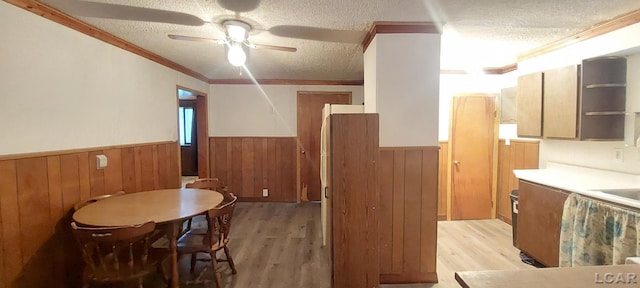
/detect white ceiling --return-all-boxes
[38,0,640,81]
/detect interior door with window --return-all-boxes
[179,100,198,176]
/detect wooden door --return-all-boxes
[450,95,496,220]
[297,91,351,201]
[179,100,198,176]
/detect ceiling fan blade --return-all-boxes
[248,43,297,52]
[268,25,367,44]
[53,1,206,26]
[216,0,261,13]
[168,35,226,45]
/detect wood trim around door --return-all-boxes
[296,91,355,97]
[491,99,499,219]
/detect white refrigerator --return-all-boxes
[320,104,364,246]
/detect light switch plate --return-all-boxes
[262,188,268,197]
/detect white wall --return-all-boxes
[366,33,441,147]
[438,71,518,141]
[209,84,364,136]
[363,37,377,114]
[625,53,640,148]
[0,2,209,155]
[521,23,640,174]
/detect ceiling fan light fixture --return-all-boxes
[227,42,246,67]
[225,20,249,42]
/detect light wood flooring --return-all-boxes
[382,217,535,288]
[148,202,533,288]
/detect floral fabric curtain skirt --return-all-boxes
[559,193,640,267]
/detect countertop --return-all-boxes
[455,264,639,288]
[513,162,640,209]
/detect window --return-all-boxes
[179,106,194,146]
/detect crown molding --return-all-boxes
[518,8,640,61]
[4,0,210,83]
[208,79,364,85]
[440,63,517,75]
[362,21,442,53]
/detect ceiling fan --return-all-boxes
[42,0,365,67]
[168,19,297,67]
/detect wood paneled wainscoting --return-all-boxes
[378,146,438,283]
[209,137,297,202]
[496,139,539,224]
[0,141,180,288]
[437,141,449,220]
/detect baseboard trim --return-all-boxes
[380,272,438,284]
[497,214,513,225]
[236,197,297,203]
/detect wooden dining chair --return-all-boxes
[70,221,169,288]
[183,178,232,234]
[185,178,232,202]
[177,195,238,287]
[73,190,126,211]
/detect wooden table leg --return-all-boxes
[167,222,180,288]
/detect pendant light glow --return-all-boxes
[227,43,246,67]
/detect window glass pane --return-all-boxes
[179,107,185,146]
[178,89,196,99]
[185,107,194,145]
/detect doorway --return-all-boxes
[177,86,209,180]
[449,94,497,220]
[297,91,351,201]
[179,99,198,176]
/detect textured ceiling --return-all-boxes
[37,0,640,81]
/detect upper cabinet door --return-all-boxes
[543,65,580,139]
[517,72,543,137]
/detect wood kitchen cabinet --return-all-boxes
[580,57,627,140]
[515,65,579,139]
[543,64,580,139]
[542,65,580,139]
[517,72,543,137]
[516,180,569,267]
[516,57,627,140]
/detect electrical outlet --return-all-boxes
[262,188,268,197]
[613,148,624,163]
[96,154,108,169]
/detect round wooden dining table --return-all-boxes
[73,188,224,288]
